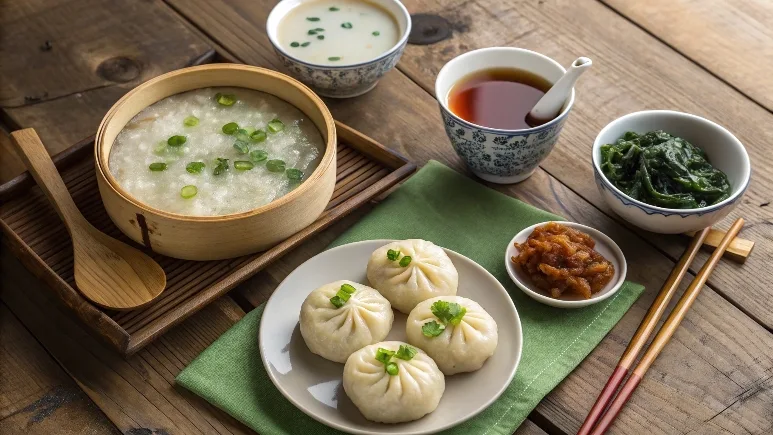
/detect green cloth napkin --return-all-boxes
[177,160,644,435]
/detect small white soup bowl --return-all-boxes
[592,110,751,234]
[267,0,411,98]
[435,47,575,184]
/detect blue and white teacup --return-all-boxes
[435,47,575,184]
[267,0,411,99]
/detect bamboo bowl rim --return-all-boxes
[94,64,337,222]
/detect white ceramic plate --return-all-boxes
[505,222,627,308]
[259,240,523,435]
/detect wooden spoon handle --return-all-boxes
[9,129,86,230]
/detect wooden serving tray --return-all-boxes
[0,122,415,356]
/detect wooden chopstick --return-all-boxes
[589,218,745,435]
[576,227,711,435]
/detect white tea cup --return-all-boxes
[435,47,575,183]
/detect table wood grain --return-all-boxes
[1,0,771,434]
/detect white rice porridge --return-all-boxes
[108,87,325,216]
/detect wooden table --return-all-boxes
[1,0,771,434]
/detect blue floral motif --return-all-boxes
[437,105,571,180]
[274,42,406,98]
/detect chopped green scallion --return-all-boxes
[330,296,344,308]
[372,31,380,36]
[266,159,286,172]
[186,162,205,174]
[249,149,268,162]
[286,168,303,180]
[386,249,400,261]
[385,362,398,376]
[148,162,168,171]
[235,128,251,142]
[267,119,285,133]
[399,255,412,267]
[314,27,324,32]
[374,348,395,364]
[233,140,250,154]
[167,135,187,147]
[329,6,339,11]
[250,129,267,142]
[180,185,197,199]
[341,22,352,29]
[215,93,236,106]
[328,56,341,61]
[317,34,325,40]
[234,160,254,170]
[340,283,356,294]
[308,29,318,35]
[306,17,320,21]
[183,115,199,127]
[290,41,300,47]
[222,122,239,135]
[301,41,311,47]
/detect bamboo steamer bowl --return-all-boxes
[94,64,336,261]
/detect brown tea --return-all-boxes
[448,68,553,130]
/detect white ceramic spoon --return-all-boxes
[527,56,592,126]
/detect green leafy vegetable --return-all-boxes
[385,362,398,376]
[249,149,268,162]
[301,41,311,47]
[290,41,300,47]
[222,122,239,135]
[266,159,286,172]
[375,348,395,364]
[215,93,236,106]
[186,162,205,174]
[234,160,254,170]
[267,119,285,133]
[341,22,352,29]
[233,140,249,154]
[386,249,400,261]
[183,116,199,127]
[431,300,467,326]
[286,168,303,180]
[600,131,731,209]
[213,158,229,175]
[180,185,197,198]
[167,135,187,147]
[422,320,445,337]
[395,344,417,361]
[399,255,412,267]
[148,162,168,171]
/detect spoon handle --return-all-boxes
[10,129,87,231]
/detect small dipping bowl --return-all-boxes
[593,110,751,234]
[435,47,575,184]
[505,221,627,308]
[267,0,411,98]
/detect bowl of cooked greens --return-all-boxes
[592,110,750,234]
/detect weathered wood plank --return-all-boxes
[393,0,773,330]
[602,0,773,113]
[0,131,25,184]
[0,304,119,434]
[0,249,253,435]
[0,0,212,170]
[165,0,773,433]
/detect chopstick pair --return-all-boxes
[577,218,745,435]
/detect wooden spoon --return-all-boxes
[10,129,165,310]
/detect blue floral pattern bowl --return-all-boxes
[267,0,411,99]
[435,47,575,184]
